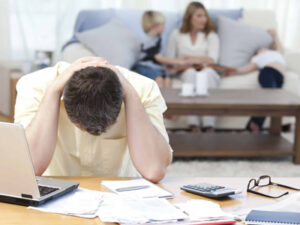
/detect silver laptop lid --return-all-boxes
[0,122,40,199]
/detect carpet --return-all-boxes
[166,131,300,177]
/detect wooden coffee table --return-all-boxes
[161,88,300,164]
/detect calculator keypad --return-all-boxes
[185,183,225,192]
[181,183,237,198]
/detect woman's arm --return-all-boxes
[154,53,187,66]
[228,63,258,76]
[182,55,215,65]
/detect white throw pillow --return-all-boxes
[76,17,141,68]
[218,16,273,68]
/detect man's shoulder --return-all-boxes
[17,62,69,91]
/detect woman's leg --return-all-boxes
[248,67,284,132]
[180,69,201,130]
[198,68,220,130]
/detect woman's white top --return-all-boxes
[166,29,219,63]
[251,50,286,69]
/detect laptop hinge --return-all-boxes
[21,193,33,199]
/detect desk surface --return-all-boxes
[1,177,299,225]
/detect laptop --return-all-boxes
[0,122,79,206]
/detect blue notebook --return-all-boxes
[246,210,300,225]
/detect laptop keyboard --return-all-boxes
[38,185,59,196]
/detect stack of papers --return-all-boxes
[30,189,187,223]
[29,183,236,225]
[97,193,188,223]
[175,200,235,224]
[101,179,173,199]
[29,188,102,218]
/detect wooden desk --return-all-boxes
[0,177,299,225]
[161,88,300,164]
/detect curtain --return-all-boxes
[0,0,10,60]
[6,0,300,62]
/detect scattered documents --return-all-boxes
[97,193,188,223]
[175,200,235,223]
[29,188,102,218]
[29,183,236,225]
[233,192,300,221]
[101,178,173,198]
[29,189,186,223]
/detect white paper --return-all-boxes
[101,178,173,199]
[97,193,188,223]
[176,200,234,221]
[29,188,103,218]
[234,192,300,220]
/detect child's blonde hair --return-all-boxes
[142,10,166,33]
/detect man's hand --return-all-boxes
[98,62,134,98]
[51,57,109,96]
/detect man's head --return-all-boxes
[63,66,123,136]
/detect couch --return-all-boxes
[62,8,300,129]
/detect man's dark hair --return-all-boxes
[63,66,123,136]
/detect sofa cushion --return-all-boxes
[76,17,141,68]
[208,8,243,27]
[218,16,273,68]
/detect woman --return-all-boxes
[166,1,220,132]
[228,29,286,132]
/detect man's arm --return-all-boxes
[107,65,172,183]
[24,57,106,175]
[124,85,172,183]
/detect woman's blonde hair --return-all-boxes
[180,1,215,37]
[142,10,166,33]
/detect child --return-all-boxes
[228,30,286,132]
[132,10,186,88]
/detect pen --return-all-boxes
[115,185,150,192]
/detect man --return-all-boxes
[15,57,172,182]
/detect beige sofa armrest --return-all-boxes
[285,49,300,75]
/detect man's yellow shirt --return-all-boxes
[15,62,171,177]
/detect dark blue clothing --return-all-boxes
[132,35,164,80]
[132,63,164,80]
[247,67,284,131]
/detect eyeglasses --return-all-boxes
[247,175,300,199]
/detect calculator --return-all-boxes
[181,183,241,198]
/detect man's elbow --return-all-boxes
[142,167,167,183]
[32,162,46,176]
[142,157,172,183]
